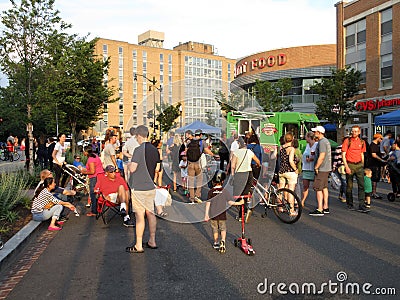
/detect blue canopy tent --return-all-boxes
[375,110,400,126]
[175,120,221,135]
[323,123,337,132]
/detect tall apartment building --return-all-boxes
[336,0,400,138]
[95,31,235,135]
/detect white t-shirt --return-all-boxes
[230,140,239,152]
[53,142,66,164]
[179,159,188,178]
[233,149,253,173]
[103,143,116,167]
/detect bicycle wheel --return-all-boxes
[271,187,302,224]
[12,151,20,161]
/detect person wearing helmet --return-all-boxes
[204,170,244,253]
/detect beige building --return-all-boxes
[94,31,236,135]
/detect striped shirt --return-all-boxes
[31,188,61,213]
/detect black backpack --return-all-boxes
[186,139,202,162]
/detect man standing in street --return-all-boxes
[127,125,160,253]
[342,125,369,213]
[309,126,331,216]
[122,127,139,182]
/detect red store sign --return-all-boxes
[355,97,400,111]
[235,54,287,77]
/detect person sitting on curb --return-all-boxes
[31,177,76,231]
[35,169,77,222]
[95,165,134,227]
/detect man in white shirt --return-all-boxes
[122,127,139,182]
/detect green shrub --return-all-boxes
[0,172,30,221]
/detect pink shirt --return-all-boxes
[86,155,104,178]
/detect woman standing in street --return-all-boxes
[80,146,105,216]
[231,137,260,220]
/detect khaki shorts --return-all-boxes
[313,171,329,191]
[279,171,298,185]
[210,220,227,234]
[131,189,156,214]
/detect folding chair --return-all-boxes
[95,191,124,224]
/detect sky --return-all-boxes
[0,0,339,60]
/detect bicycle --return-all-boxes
[247,178,302,224]
[0,148,20,162]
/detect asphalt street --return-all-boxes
[1,162,400,299]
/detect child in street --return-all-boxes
[73,154,85,168]
[364,168,372,209]
[179,152,188,195]
[204,170,244,253]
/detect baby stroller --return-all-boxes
[62,164,89,195]
[386,161,400,202]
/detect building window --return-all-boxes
[381,8,392,42]
[380,54,392,88]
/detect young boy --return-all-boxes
[179,152,188,195]
[204,170,244,253]
[364,168,372,209]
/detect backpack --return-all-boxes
[186,139,202,162]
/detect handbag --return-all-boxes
[43,201,55,210]
[330,172,341,190]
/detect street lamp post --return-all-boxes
[134,73,158,138]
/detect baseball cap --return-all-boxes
[195,129,202,135]
[105,165,116,173]
[311,125,325,134]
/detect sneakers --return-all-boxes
[194,196,202,203]
[323,208,330,214]
[123,218,135,227]
[235,216,242,222]
[364,202,371,209]
[357,206,370,213]
[309,209,324,216]
[48,225,62,231]
[219,240,226,253]
[213,242,220,250]
[338,196,346,203]
[120,208,127,217]
[371,193,382,199]
[347,205,355,211]
[59,216,69,222]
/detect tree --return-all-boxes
[205,111,216,127]
[252,78,293,112]
[0,0,71,172]
[312,67,362,139]
[215,90,252,117]
[156,102,181,135]
[49,37,116,154]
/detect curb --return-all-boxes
[0,220,44,274]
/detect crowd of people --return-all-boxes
[28,123,398,254]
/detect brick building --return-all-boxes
[336,0,400,138]
[231,44,336,113]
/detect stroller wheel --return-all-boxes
[387,192,396,202]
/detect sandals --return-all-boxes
[145,242,158,249]
[126,245,144,253]
[157,211,168,218]
[86,212,97,217]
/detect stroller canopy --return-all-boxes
[375,110,400,126]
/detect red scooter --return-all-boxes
[233,195,255,256]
